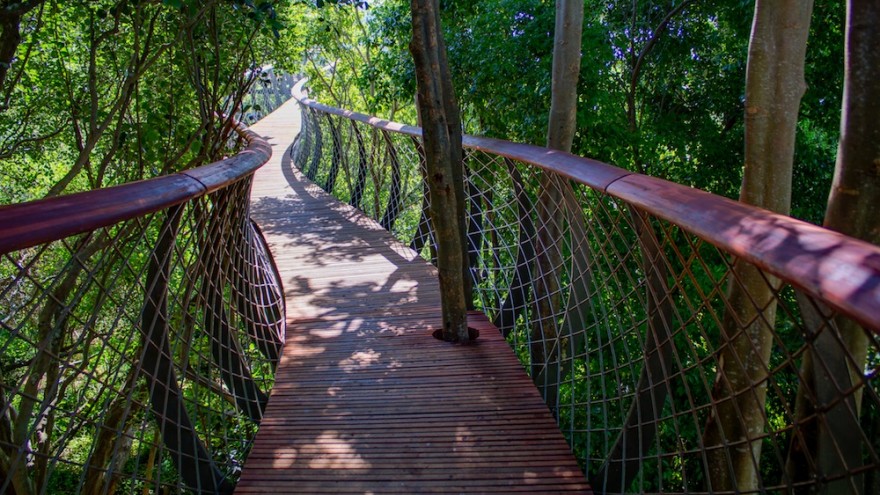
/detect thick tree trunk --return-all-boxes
[786,2,880,492]
[703,1,813,492]
[824,1,880,258]
[410,0,471,343]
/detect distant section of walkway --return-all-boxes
[237,99,591,494]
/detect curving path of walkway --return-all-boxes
[236,99,591,494]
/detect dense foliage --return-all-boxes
[0,2,291,493]
[0,0,289,205]
[1,0,871,493]
[299,0,845,224]
[290,2,878,493]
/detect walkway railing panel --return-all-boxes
[295,108,427,245]
[293,80,880,494]
[0,129,283,494]
[238,69,296,124]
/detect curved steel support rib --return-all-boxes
[493,158,536,337]
[409,136,434,256]
[305,108,323,181]
[379,130,403,231]
[0,119,279,494]
[325,114,344,194]
[140,206,234,495]
[593,208,676,494]
[350,121,369,209]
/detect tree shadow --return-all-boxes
[241,132,588,492]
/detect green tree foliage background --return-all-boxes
[299,0,844,224]
[0,0,858,493]
[0,0,290,205]
[0,2,293,492]
[288,2,868,493]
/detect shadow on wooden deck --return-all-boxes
[236,100,591,494]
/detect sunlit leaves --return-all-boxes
[0,0,299,203]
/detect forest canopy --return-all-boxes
[290,0,846,225]
[0,0,288,205]
[1,1,878,494]
[0,0,847,226]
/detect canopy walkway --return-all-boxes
[1,77,880,494]
[236,101,589,493]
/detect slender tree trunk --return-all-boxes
[786,2,880,492]
[532,0,583,401]
[625,0,694,174]
[822,3,880,254]
[410,0,471,343]
[82,367,141,495]
[0,12,22,95]
[822,0,880,384]
[703,2,813,492]
[546,0,582,153]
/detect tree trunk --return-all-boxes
[409,0,471,343]
[703,1,813,492]
[0,11,22,96]
[532,0,583,402]
[825,8,880,245]
[821,0,880,390]
[82,368,142,495]
[546,0,583,153]
[624,0,695,174]
[786,2,880,492]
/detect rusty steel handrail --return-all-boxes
[292,79,880,334]
[0,127,271,254]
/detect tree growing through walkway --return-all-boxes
[409,0,471,343]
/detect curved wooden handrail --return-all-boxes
[0,126,272,254]
[293,79,423,138]
[292,79,880,333]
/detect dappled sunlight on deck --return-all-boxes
[236,99,590,493]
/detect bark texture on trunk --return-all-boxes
[703,1,813,492]
[546,0,583,152]
[410,0,471,343]
[825,1,880,249]
[823,0,880,397]
[786,2,880,492]
[532,0,584,402]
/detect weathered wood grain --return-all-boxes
[237,99,591,494]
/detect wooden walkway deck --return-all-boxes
[237,99,591,494]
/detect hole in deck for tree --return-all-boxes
[431,327,480,342]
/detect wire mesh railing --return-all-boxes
[292,79,880,494]
[0,125,283,494]
[236,68,297,125]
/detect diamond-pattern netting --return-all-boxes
[236,70,296,125]
[292,93,880,494]
[1,168,283,493]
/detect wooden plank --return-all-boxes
[238,100,591,494]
